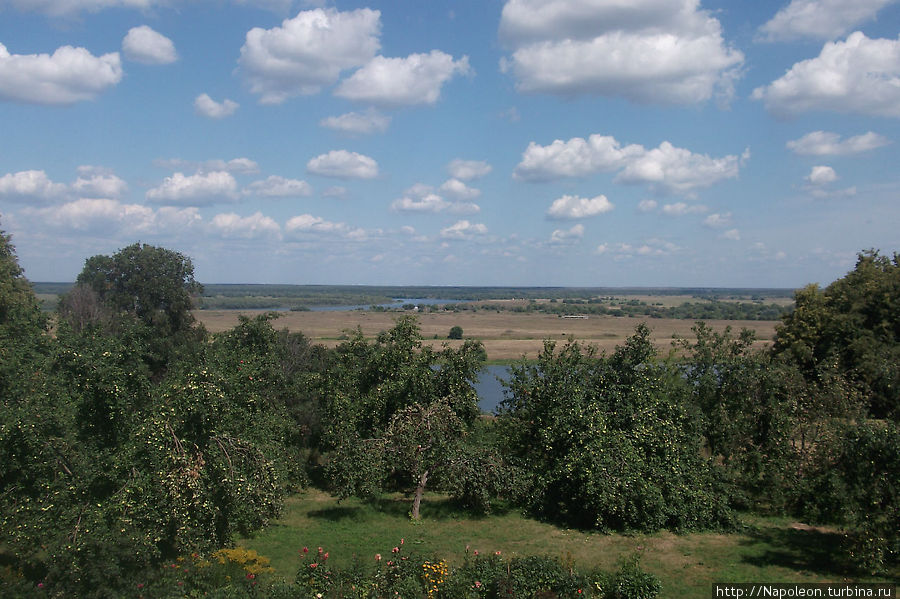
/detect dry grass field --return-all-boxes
[196,309,779,361]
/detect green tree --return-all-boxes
[448,325,463,339]
[774,250,900,418]
[72,242,204,373]
[498,325,733,531]
[323,316,487,518]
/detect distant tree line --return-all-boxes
[1,226,897,595]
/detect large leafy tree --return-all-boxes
[70,242,204,373]
[324,316,487,518]
[498,325,733,532]
[774,250,900,418]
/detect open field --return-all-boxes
[195,309,779,361]
[240,490,897,599]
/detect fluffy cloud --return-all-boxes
[41,198,154,232]
[616,142,744,194]
[719,229,740,241]
[447,159,492,180]
[660,202,706,216]
[0,43,122,104]
[243,175,313,198]
[806,165,838,185]
[146,171,239,205]
[546,194,613,219]
[71,170,128,198]
[758,0,898,42]
[306,150,379,179]
[516,133,743,194]
[499,0,743,104]
[0,170,68,202]
[334,50,471,107]
[703,212,732,228]
[209,212,280,239]
[439,179,481,201]
[440,220,488,240]
[638,199,658,212]
[613,238,679,257]
[514,134,643,181]
[285,213,365,239]
[238,7,381,104]
[786,130,890,155]
[122,25,177,64]
[320,109,390,134]
[752,32,900,118]
[391,184,479,214]
[194,94,239,119]
[549,223,584,244]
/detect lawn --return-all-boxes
[239,490,897,598]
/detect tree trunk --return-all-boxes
[410,470,429,520]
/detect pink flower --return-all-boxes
[323,552,329,560]
[137,584,144,589]
[246,573,255,580]
[495,551,501,556]
[375,554,382,561]
[474,581,482,589]
[473,550,479,556]
[310,563,318,569]
[37,583,44,589]
[392,547,399,553]
[400,538,404,545]
[302,547,309,554]
[318,546,323,554]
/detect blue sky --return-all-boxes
[1,0,898,288]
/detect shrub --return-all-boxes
[449,325,464,340]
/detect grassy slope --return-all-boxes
[239,490,897,599]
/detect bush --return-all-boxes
[449,325,464,340]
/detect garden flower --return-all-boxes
[392,546,399,553]
[302,547,309,553]
[375,554,382,561]
[310,563,318,568]
[474,581,482,589]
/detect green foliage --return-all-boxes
[73,242,204,373]
[448,325,464,339]
[592,553,662,599]
[324,317,489,517]
[498,324,734,532]
[774,250,900,419]
[801,421,900,573]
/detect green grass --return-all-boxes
[239,490,898,598]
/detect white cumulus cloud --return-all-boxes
[515,133,743,194]
[786,130,890,155]
[238,7,381,104]
[146,171,239,205]
[752,32,900,118]
[440,220,488,240]
[546,194,613,219]
[758,0,898,42]
[71,171,128,198]
[549,223,584,244]
[243,175,313,198]
[703,212,732,228]
[499,0,743,105]
[42,198,154,233]
[320,109,390,134]
[806,165,838,185]
[0,170,68,203]
[391,184,479,214]
[447,159,492,180]
[0,43,122,105]
[439,179,481,201]
[335,50,471,107]
[194,94,239,119]
[306,150,378,179]
[122,25,177,65]
[285,213,365,239]
[210,212,280,239]
[661,202,706,216]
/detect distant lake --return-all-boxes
[474,365,511,414]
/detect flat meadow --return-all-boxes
[195,308,778,362]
